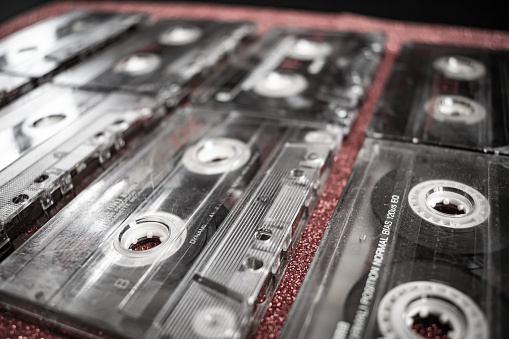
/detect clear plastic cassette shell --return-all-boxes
[367,42,509,155]
[0,84,165,256]
[281,138,509,339]
[0,73,32,107]
[0,10,147,81]
[192,26,385,134]
[54,19,256,108]
[0,106,342,339]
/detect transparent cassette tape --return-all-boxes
[0,84,164,257]
[367,42,509,155]
[0,10,147,81]
[0,106,341,338]
[54,19,256,108]
[192,26,385,134]
[281,138,508,339]
[0,73,32,107]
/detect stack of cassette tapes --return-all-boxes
[191,27,385,134]
[0,84,165,258]
[0,107,342,338]
[54,20,256,108]
[281,42,508,339]
[0,10,147,83]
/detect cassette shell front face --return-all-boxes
[281,139,509,339]
[53,19,256,107]
[367,42,509,154]
[191,26,385,134]
[0,107,342,339]
[0,10,147,80]
[0,84,162,252]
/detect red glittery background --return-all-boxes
[1,2,509,338]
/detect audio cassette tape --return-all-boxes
[0,10,147,82]
[367,42,509,155]
[54,19,256,108]
[0,106,341,339]
[0,84,164,258]
[0,73,32,107]
[281,138,508,339]
[192,27,385,134]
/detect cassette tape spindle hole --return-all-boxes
[378,281,488,339]
[408,180,489,229]
[32,114,66,127]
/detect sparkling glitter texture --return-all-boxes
[2,2,509,338]
[411,314,451,339]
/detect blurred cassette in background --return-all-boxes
[0,10,147,82]
[54,19,256,108]
[192,27,385,135]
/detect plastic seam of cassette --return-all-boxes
[367,41,509,155]
[0,73,33,108]
[53,19,257,108]
[191,26,386,135]
[0,10,148,82]
[280,137,509,339]
[0,106,342,339]
[0,83,166,258]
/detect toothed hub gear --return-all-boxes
[253,71,308,98]
[426,95,486,124]
[408,180,489,229]
[112,212,186,267]
[113,53,162,75]
[193,306,237,338]
[183,138,251,175]
[433,56,486,81]
[159,26,202,45]
[377,281,488,339]
[289,39,332,60]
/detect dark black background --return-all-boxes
[0,0,505,31]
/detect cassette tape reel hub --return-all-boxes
[427,95,486,124]
[289,39,332,60]
[113,53,162,75]
[253,72,308,98]
[193,306,237,339]
[377,281,488,339]
[408,179,489,229]
[433,56,486,81]
[113,213,186,267]
[22,110,77,140]
[158,26,203,46]
[31,114,67,128]
[183,137,251,175]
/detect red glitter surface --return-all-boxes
[1,2,509,338]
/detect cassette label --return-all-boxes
[0,84,164,256]
[0,10,147,80]
[0,107,341,338]
[281,139,508,339]
[54,20,256,107]
[192,27,385,134]
[367,42,509,154]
